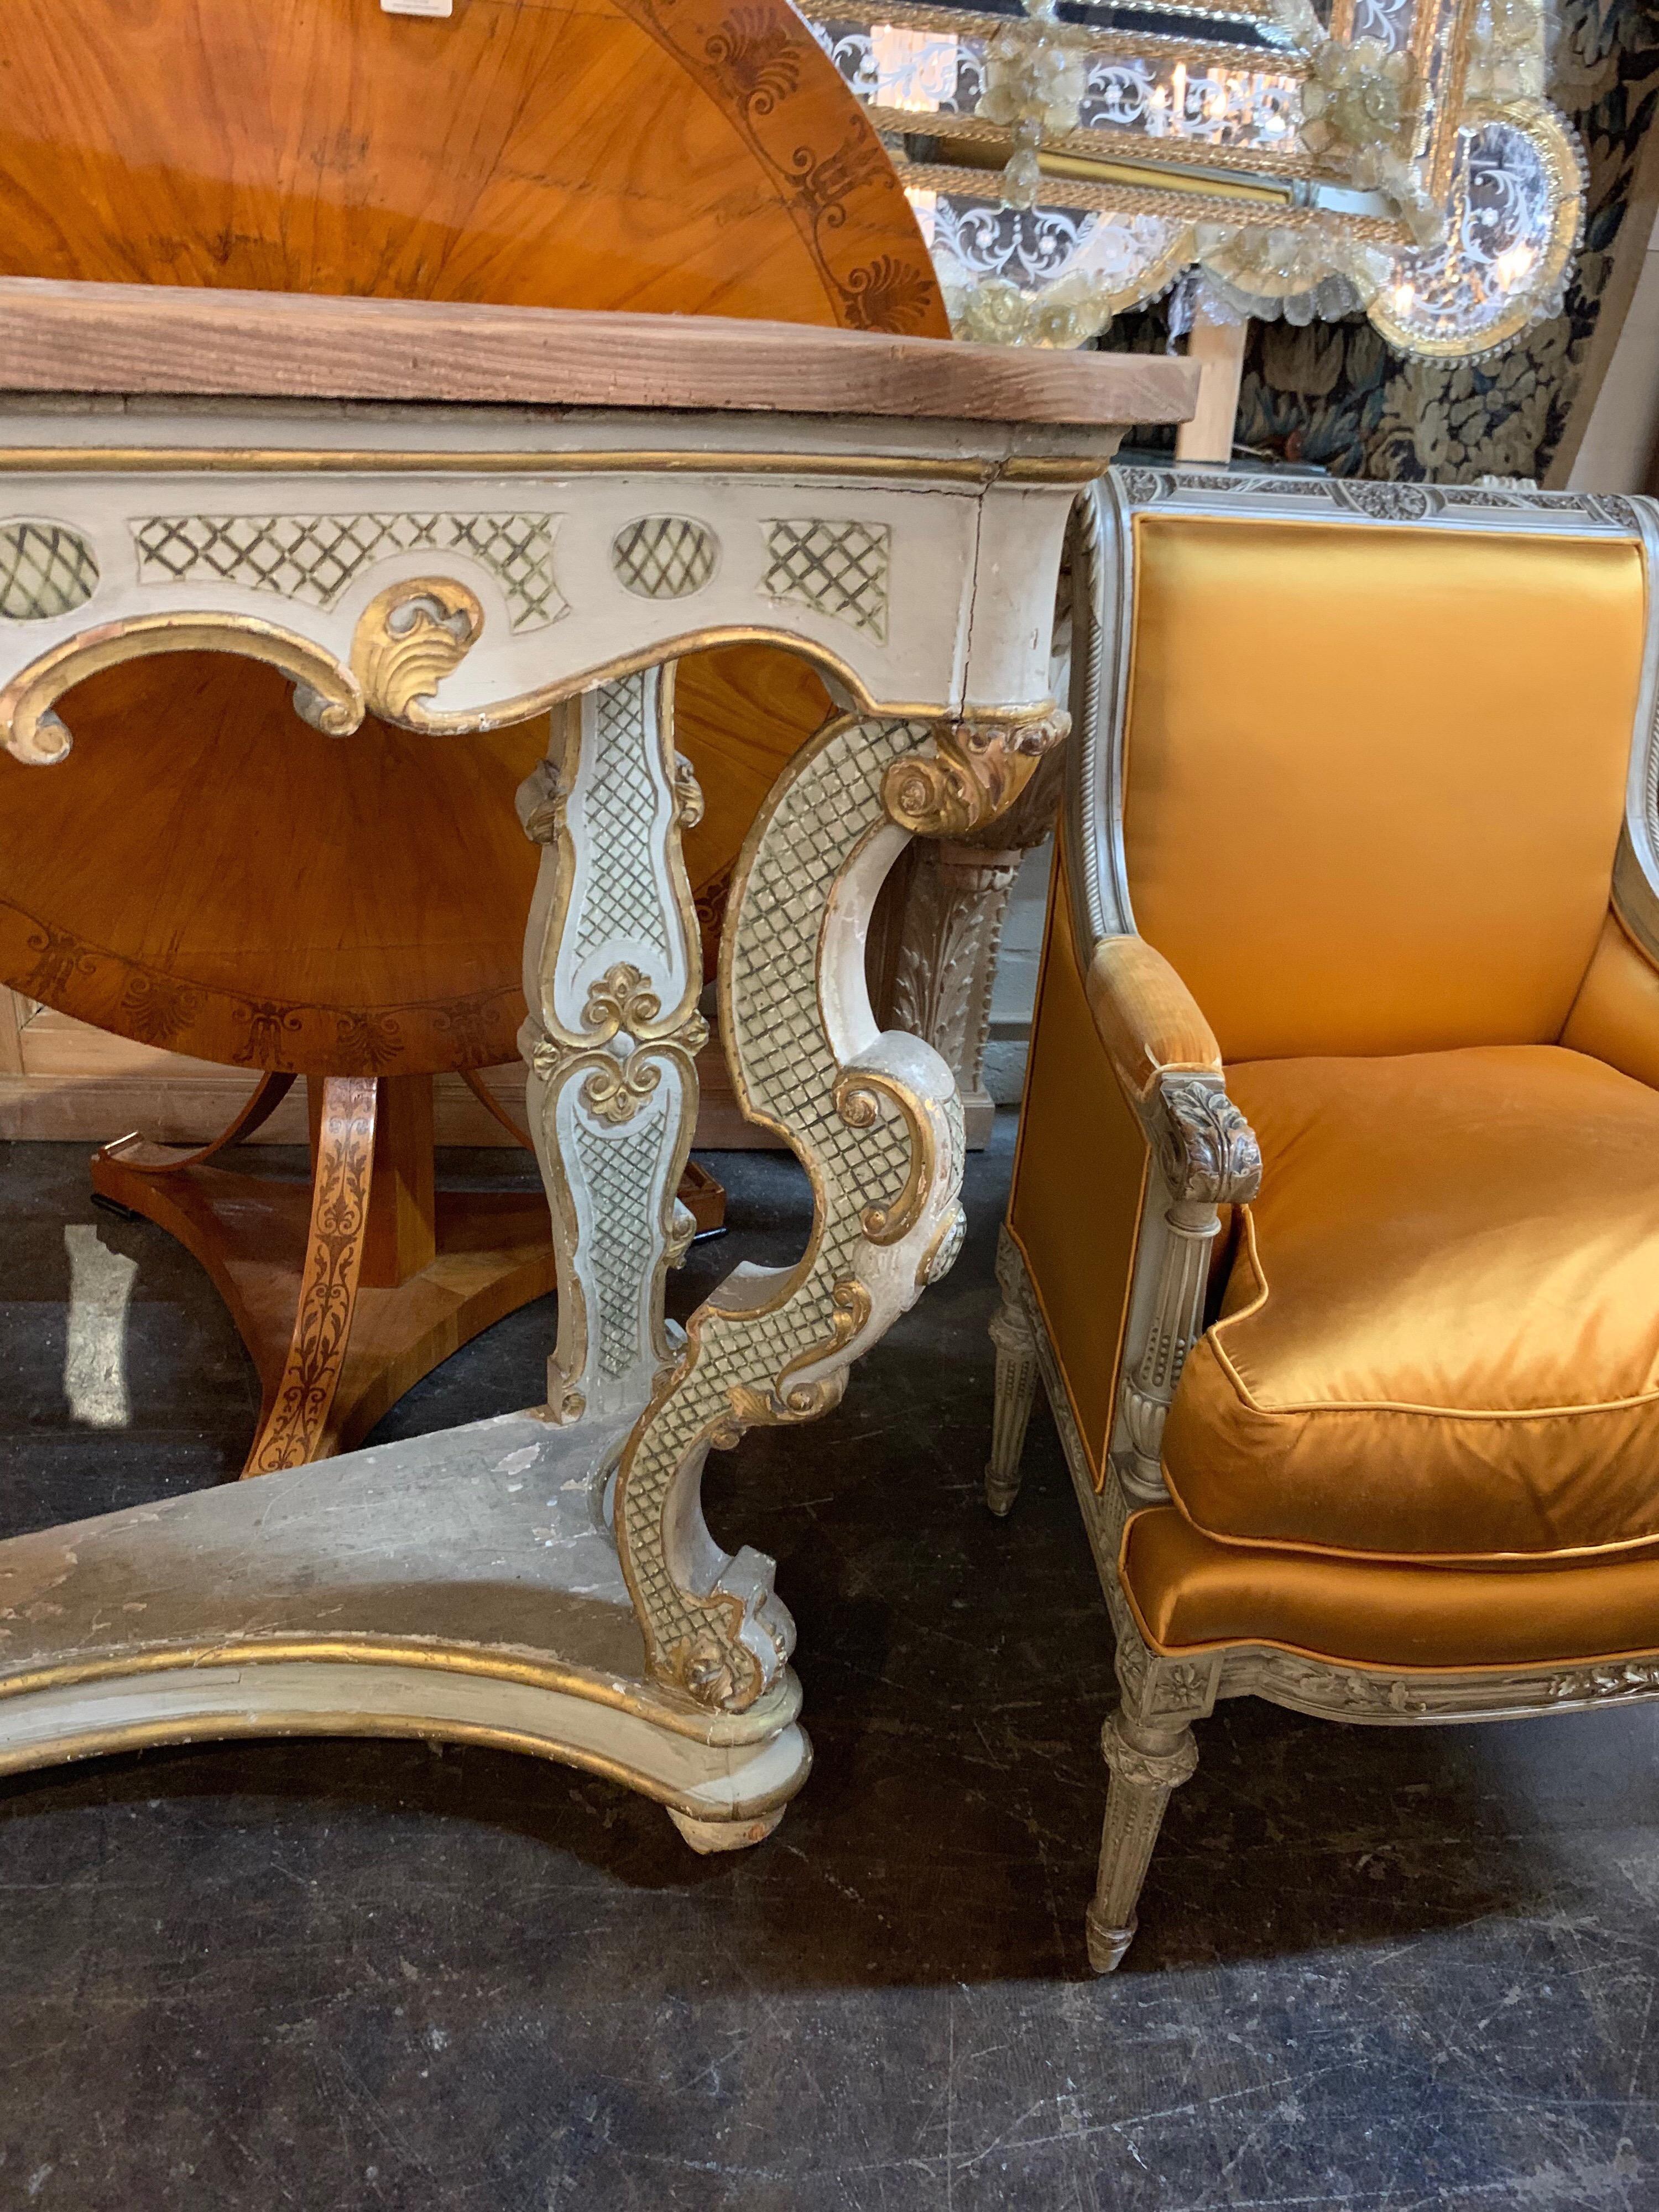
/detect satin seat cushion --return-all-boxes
[1162,1044,1659,1564]
[1120,1505,1659,1670]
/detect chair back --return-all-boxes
[1070,476,1655,1064]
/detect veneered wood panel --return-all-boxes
[0,0,956,1073]
[0,0,946,337]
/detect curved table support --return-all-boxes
[614,706,1066,1712]
[518,671,707,1431]
[0,311,1178,1843]
[615,712,973,1711]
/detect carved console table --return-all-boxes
[0,279,1192,1844]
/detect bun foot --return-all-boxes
[667,1805,786,1854]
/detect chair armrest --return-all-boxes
[1085,935,1221,1099]
[1084,936,1260,1207]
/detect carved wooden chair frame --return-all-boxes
[986,465,1659,1969]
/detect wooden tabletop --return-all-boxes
[0,278,1197,430]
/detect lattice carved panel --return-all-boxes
[133,512,566,630]
[614,712,968,1715]
[761,519,890,639]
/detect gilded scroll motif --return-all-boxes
[0,612,363,765]
[349,577,485,725]
[881,706,1069,839]
[613,712,969,1714]
[529,963,710,1129]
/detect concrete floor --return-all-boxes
[2,1121,1657,2210]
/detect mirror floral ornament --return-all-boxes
[799,0,1585,359]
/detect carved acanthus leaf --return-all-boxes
[1155,1077,1262,1207]
[881,707,1070,840]
[351,576,484,724]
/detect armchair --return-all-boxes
[988,467,1659,1970]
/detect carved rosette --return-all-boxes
[613,713,970,1713]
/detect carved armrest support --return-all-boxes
[1152,1073,1262,1213]
[1097,945,1260,1507]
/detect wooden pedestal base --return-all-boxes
[0,1408,811,1839]
[93,1147,555,1474]
[93,1070,727,1478]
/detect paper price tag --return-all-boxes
[380,0,453,16]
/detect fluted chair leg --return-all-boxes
[985,1299,1039,1515]
[1086,1709,1199,1972]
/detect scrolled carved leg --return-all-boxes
[517,671,706,1430]
[1086,1708,1199,1973]
[985,1226,1039,1516]
[614,712,999,1716]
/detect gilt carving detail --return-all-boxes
[1155,1077,1262,1207]
[881,707,1069,841]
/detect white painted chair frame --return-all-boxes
[987,466,1659,1969]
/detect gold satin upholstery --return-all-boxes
[1120,1507,1659,1671]
[1561,908,1659,1093]
[1123,517,1644,1061]
[1008,857,1147,1485]
[1009,502,1659,1670]
[1164,1045,1659,1562]
[1086,933,1220,1099]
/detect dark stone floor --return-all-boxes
[2,1120,1658,2209]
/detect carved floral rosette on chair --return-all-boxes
[988,463,1659,1968]
[0,281,1191,1843]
